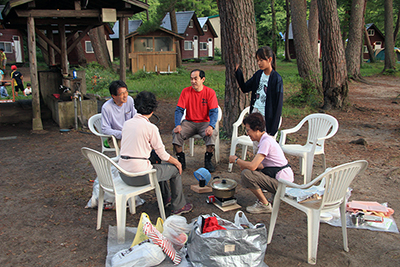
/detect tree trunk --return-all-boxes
[169,7,182,68]
[318,0,348,109]
[271,0,277,55]
[308,0,319,61]
[364,27,376,62]
[217,0,258,136]
[291,0,321,92]
[284,0,291,61]
[89,25,111,68]
[346,0,365,80]
[384,0,396,70]
[394,7,400,41]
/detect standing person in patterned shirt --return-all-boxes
[172,69,219,172]
[235,46,283,137]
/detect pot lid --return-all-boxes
[211,178,237,190]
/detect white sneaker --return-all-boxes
[246,200,273,214]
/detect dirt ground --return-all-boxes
[1,64,400,266]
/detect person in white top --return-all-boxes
[101,80,136,147]
[229,112,293,214]
[24,83,32,96]
[118,91,193,215]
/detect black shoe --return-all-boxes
[204,152,215,172]
[176,152,186,170]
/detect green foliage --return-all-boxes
[175,0,218,17]
[80,62,118,94]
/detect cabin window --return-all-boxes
[134,37,153,52]
[363,45,368,53]
[368,29,375,36]
[203,24,208,31]
[184,41,193,50]
[85,41,94,53]
[155,37,173,52]
[0,42,12,53]
[200,42,207,50]
[189,20,194,28]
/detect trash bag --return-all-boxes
[111,241,165,267]
[187,212,268,267]
[85,165,145,209]
[162,215,192,251]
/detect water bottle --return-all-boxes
[73,69,77,79]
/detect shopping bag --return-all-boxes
[187,213,268,267]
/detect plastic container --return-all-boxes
[193,168,211,185]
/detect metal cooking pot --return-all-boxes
[210,176,238,199]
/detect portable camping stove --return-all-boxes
[214,196,237,207]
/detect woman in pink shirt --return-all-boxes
[229,113,293,214]
[118,91,193,216]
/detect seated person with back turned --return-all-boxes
[229,113,294,214]
[173,69,219,172]
[101,80,136,148]
[118,91,193,215]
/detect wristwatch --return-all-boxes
[235,157,239,164]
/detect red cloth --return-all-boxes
[203,216,227,233]
[177,85,218,123]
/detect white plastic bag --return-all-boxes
[85,166,145,209]
[162,215,192,250]
[111,241,165,267]
[234,211,255,229]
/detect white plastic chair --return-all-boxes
[279,113,339,184]
[267,160,368,265]
[88,113,120,157]
[228,107,281,172]
[81,147,166,244]
[181,106,222,163]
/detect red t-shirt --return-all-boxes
[177,85,218,123]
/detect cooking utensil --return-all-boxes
[210,176,237,199]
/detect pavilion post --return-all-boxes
[27,16,43,130]
[119,16,127,82]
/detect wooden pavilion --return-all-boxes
[1,0,148,130]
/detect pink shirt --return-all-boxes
[118,114,170,173]
[257,133,294,182]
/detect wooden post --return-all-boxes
[47,26,55,66]
[27,16,43,130]
[59,22,69,86]
[119,16,126,82]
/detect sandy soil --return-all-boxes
[1,66,400,266]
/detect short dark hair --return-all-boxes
[134,91,158,115]
[0,48,3,52]
[27,83,31,87]
[109,80,127,96]
[191,69,205,79]
[243,112,265,132]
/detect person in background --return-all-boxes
[229,113,293,214]
[0,67,8,98]
[11,65,25,97]
[101,80,136,148]
[0,48,7,72]
[24,83,32,96]
[119,91,193,215]
[172,69,219,172]
[235,46,283,137]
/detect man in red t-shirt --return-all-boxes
[173,69,219,172]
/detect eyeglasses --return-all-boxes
[117,90,129,96]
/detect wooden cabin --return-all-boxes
[127,27,184,73]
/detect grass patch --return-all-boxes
[79,59,387,118]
